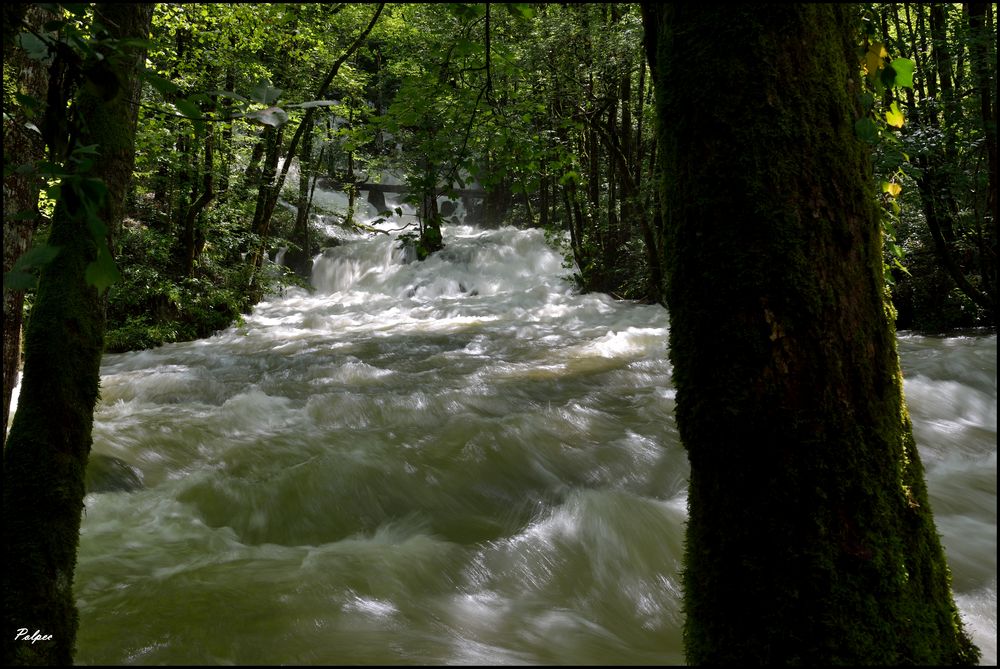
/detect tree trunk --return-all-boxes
[967,1,998,309]
[181,124,215,277]
[642,3,980,664]
[287,113,316,277]
[2,4,153,664]
[3,5,52,441]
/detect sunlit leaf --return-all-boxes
[882,181,902,197]
[885,101,904,128]
[889,58,915,89]
[864,42,887,78]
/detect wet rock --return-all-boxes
[86,453,144,494]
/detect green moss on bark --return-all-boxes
[642,3,979,664]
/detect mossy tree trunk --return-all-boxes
[2,4,152,664]
[641,4,980,664]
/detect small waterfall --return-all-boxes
[69,210,996,665]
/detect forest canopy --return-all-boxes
[4,2,993,358]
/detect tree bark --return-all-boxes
[286,112,316,277]
[967,1,998,310]
[2,4,153,664]
[181,124,215,277]
[3,5,52,441]
[642,3,980,664]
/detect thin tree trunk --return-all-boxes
[3,5,52,441]
[181,124,215,276]
[967,1,998,307]
[287,113,315,276]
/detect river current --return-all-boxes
[55,219,996,664]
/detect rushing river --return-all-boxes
[58,221,996,665]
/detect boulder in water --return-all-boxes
[86,453,144,493]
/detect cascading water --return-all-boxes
[51,209,997,664]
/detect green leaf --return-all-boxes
[11,244,61,273]
[505,3,535,19]
[879,63,898,89]
[560,170,581,186]
[85,244,121,293]
[3,271,38,292]
[16,32,50,61]
[889,58,915,89]
[250,80,282,106]
[285,100,340,109]
[74,144,102,155]
[174,98,203,121]
[854,117,879,143]
[5,244,61,291]
[14,92,43,112]
[452,38,480,58]
[858,91,875,114]
[143,70,180,96]
[116,37,156,50]
[447,3,486,21]
[8,210,38,221]
[75,176,108,204]
[207,90,250,104]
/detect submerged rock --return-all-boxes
[86,453,144,494]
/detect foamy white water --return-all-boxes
[66,222,996,665]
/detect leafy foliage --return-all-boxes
[10,2,990,354]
